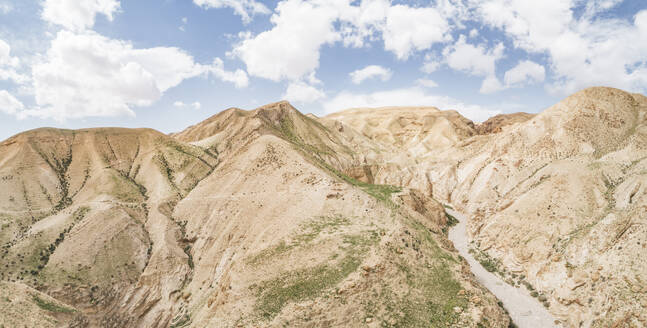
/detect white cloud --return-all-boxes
[234,0,460,83]
[338,0,390,48]
[421,61,440,74]
[282,81,325,103]
[174,101,202,109]
[382,4,451,60]
[0,90,24,114]
[323,87,500,122]
[444,36,503,76]
[0,2,12,14]
[232,0,341,82]
[583,0,624,19]
[0,39,28,84]
[179,17,188,32]
[193,0,270,24]
[209,58,249,88]
[0,39,19,67]
[19,31,245,120]
[443,35,505,93]
[475,1,647,94]
[421,53,441,73]
[42,0,121,31]
[480,76,504,94]
[349,65,392,84]
[416,78,438,88]
[503,60,545,86]
[469,28,479,38]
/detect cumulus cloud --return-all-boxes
[19,30,246,120]
[475,0,647,94]
[443,35,505,93]
[0,2,12,14]
[323,87,500,122]
[503,60,545,87]
[349,65,392,84]
[193,0,270,24]
[338,0,390,48]
[0,39,20,67]
[0,39,28,84]
[42,0,121,31]
[382,5,451,60]
[416,78,438,88]
[232,0,341,82]
[174,101,202,109]
[421,53,441,74]
[234,0,460,83]
[282,81,325,103]
[209,58,249,88]
[0,90,24,114]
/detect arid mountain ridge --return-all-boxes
[0,86,645,327]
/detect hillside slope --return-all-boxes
[330,87,647,327]
[0,103,509,327]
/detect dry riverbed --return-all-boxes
[446,209,560,328]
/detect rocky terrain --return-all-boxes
[0,87,645,327]
[0,102,508,327]
[331,87,647,327]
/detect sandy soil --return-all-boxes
[447,209,560,328]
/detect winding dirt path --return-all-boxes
[446,209,560,328]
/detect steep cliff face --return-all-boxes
[0,103,509,327]
[331,87,647,327]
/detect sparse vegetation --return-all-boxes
[251,215,378,321]
[362,219,468,326]
[445,211,459,227]
[253,254,361,320]
[470,248,502,274]
[32,295,75,313]
[320,161,401,205]
[170,313,191,328]
[247,215,352,265]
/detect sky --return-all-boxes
[1,0,647,140]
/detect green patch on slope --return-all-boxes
[269,113,401,205]
[364,221,467,327]
[32,295,75,313]
[253,254,361,320]
[247,214,351,265]
[251,230,378,320]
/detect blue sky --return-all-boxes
[0,0,646,140]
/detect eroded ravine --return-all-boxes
[446,209,560,328]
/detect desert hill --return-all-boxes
[0,103,509,327]
[474,113,535,135]
[331,87,647,327]
[2,87,646,327]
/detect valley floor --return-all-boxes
[447,209,559,328]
